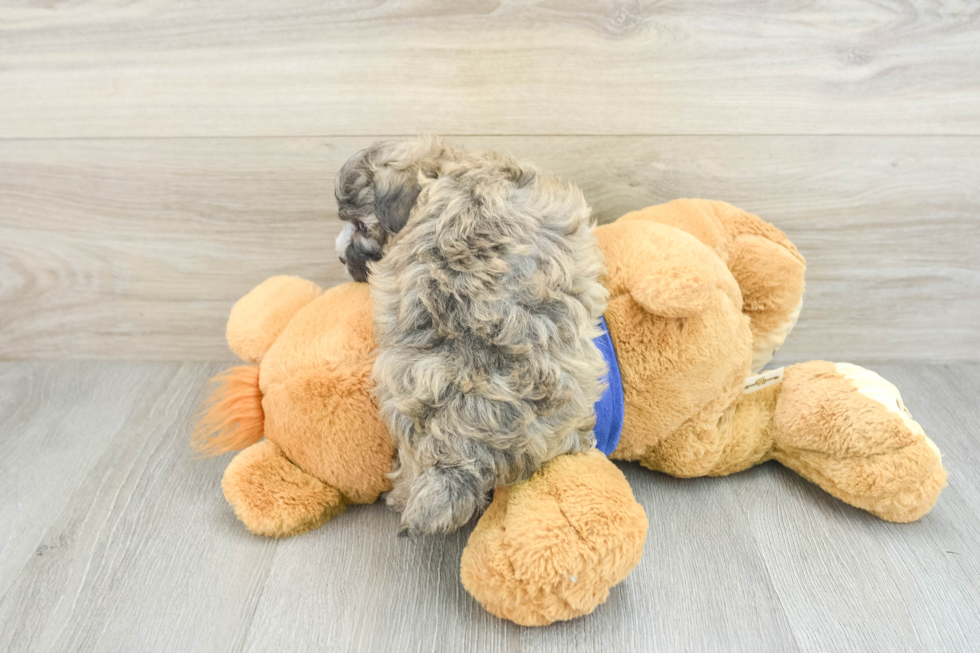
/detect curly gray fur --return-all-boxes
[337,137,609,535]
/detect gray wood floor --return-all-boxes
[1,361,978,652]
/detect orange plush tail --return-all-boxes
[192,365,264,457]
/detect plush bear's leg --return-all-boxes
[460,450,648,626]
[226,276,323,363]
[770,362,946,522]
[620,199,806,372]
[221,439,346,537]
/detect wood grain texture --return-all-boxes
[729,363,980,652]
[0,361,274,652]
[1,136,977,361]
[0,363,169,591]
[1,362,978,652]
[1,1,979,138]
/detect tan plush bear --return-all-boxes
[195,199,946,627]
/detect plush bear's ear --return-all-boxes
[597,221,739,319]
[227,276,323,363]
[627,262,714,318]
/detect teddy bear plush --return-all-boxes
[194,199,946,627]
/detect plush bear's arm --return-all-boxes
[226,276,323,363]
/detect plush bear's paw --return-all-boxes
[222,439,345,537]
[459,451,647,626]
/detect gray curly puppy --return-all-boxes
[335,137,608,535]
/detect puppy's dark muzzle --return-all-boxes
[343,244,381,283]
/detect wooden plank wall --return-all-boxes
[1,1,978,361]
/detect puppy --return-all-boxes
[335,137,608,535]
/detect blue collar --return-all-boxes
[593,316,625,456]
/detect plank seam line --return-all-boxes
[2,134,980,142]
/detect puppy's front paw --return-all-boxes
[384,483,409,514]
[399,466,486,536]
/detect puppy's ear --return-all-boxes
[372,166,421,235]
[334,147,373,208]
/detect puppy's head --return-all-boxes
[334,137,446,282]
